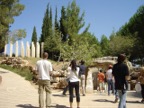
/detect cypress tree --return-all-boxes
[31,26,37,46]
[60,6,67,41]
[54,7,60,31]
[40,4,51,42]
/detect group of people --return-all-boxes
[36,52,86,108]
[35,52,144,108]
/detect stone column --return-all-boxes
[26,41,30,57]
[86,69,94,93]
[21,41,25,57]
[31,42,35,57]
[9,42,13,57]
[36,42,40,58]
[41,42,44,58]
[15,41,18,57]
[4,44,7,56]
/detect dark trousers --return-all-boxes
[141,84,144,98]
[69,81,80,102]
[63,85,69,95]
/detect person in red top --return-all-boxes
[97,69,105,93]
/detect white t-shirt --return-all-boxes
[36,59,52,80]
[106,69,113,80]
[67,67,80,82]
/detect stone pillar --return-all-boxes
[41,42,44,58]
[4,44,7,56]
[31,42,35,57]
[21,41,25,57]
[9,42,13,57]
[15,41,18,57]
[36,42,40,58]
[26,41,30,57]
[86,69,94,93]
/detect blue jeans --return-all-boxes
[107,79,114,95]
[117,90,127,108]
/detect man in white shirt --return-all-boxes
[106,65,114,95]
[36,52,53,108]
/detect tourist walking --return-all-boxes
[97,69,105,93]
[112,54,129,108]
[67,60,80,108]
[79,60,87,96]
[138,67,144,103]
[106,65,114,95]
[36,52,53,108]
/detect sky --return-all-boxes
[10,0,144,42]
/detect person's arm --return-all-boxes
[125,65,130,81]
[125,76,130,80]
[49,62,53,76]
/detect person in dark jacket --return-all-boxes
[79,60,87,96]
[112,54,129,108]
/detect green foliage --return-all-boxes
[60,33,101,64]
[0,0,25,50]
[117,5,144,60]
[60,6,67,41]
[61,0,89,42]
[54,7,60,31]
[40,4,52,42]
[109,35,135,56]
[100,35,110,56]
[0,64,33,81]
[31,26,37,46]
[8,29,26,44]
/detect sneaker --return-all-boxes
[114,98,118,103]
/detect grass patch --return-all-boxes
[0,64,33,81]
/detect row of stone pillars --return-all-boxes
[4,41,44,58]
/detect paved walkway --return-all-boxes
[0,68,143,108]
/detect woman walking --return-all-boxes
[67,60,80,108]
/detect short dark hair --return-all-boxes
[118,54,126,62]
[43,52,48,59]
[100,69,102,72]
[80,60,85,65]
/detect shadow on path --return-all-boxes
[93,99,114,103]
[17,104,68,108]
[93,99,143,104]
[16,104,38,108]
[52,94,68,97]
[55,104,68,108]
[126,100,142,104]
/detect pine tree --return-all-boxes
[63,0,89,43]
[0,0,25,52]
